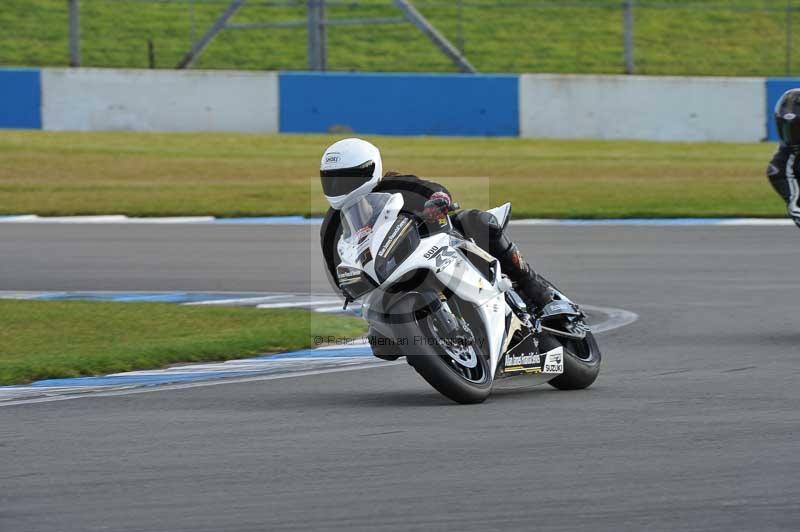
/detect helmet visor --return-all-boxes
[778,117,800,147]
[775,90,800,146]
[320,161,376,198]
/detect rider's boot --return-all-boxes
[497,243,555,315]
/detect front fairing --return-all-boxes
[336,192,405,289]
[337,195,512,380]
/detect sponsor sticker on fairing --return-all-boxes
[378,218,412,258]
[504,353,541,367]
[543,347,564,374]
[423,246,439,259]
[427,246,457,271]
[337,268,362,286]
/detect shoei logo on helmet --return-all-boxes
[324,154,341,165]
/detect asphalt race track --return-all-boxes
[2,223,799,531]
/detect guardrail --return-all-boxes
[1,68,797,142]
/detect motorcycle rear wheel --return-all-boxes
[535,275,602,390]
[543,331,602,390]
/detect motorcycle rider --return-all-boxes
[319,138,556,358]
[767,88,800,228]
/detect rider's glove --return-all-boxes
[422,192,454,223]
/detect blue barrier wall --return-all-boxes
[0,68,41,129]
[766,78,800,141]
[279,72,519,136]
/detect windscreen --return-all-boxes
[341,193,392,241]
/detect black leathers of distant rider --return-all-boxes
[319,174,553,310]
[766,144,800,228]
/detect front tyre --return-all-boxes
[394,296,492,404]
[546,331,602,390]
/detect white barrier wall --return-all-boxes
[520,74,766,142]
[41,68,278,133]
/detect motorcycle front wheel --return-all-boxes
[394,295,493,404]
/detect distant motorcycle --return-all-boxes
[334,192,601,404]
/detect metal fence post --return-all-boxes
[68,0,81,67]
[457,0,464,54]
[307,0,315,69]
[787,0,793,76]
[623,0,635,75]
[190,0,197,45]
[307,0,327,71]
[148,39,156,69]
[319,0,327,70]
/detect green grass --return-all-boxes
[0,130,785,218]
[0,0,798,76]
[0,300,367,385]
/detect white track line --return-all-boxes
[20,215,128,223]
[587,305,639,333]
[0,215,215,224]
[111,216,216,224]
[715,218,795,226]
[0,361,400,407]
[509,219,796,227]
[0,215,796,226]
[0,215,38,222]
[256,299,340,309]
[0,291,50,300]
[183,295,294,306]
[314,304,358,313]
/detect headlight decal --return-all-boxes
[336,266,377,300]
[375,215,420,283]
[377,216,414,258]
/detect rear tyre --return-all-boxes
[545,331,601,390]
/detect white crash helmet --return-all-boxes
[320,138,383,209]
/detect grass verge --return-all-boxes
[0,131,784,219]
[0,300,367,386]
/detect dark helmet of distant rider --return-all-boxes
[775,89,800,151]
[320,138,383,210]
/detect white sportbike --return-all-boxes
[335,192,602,404]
